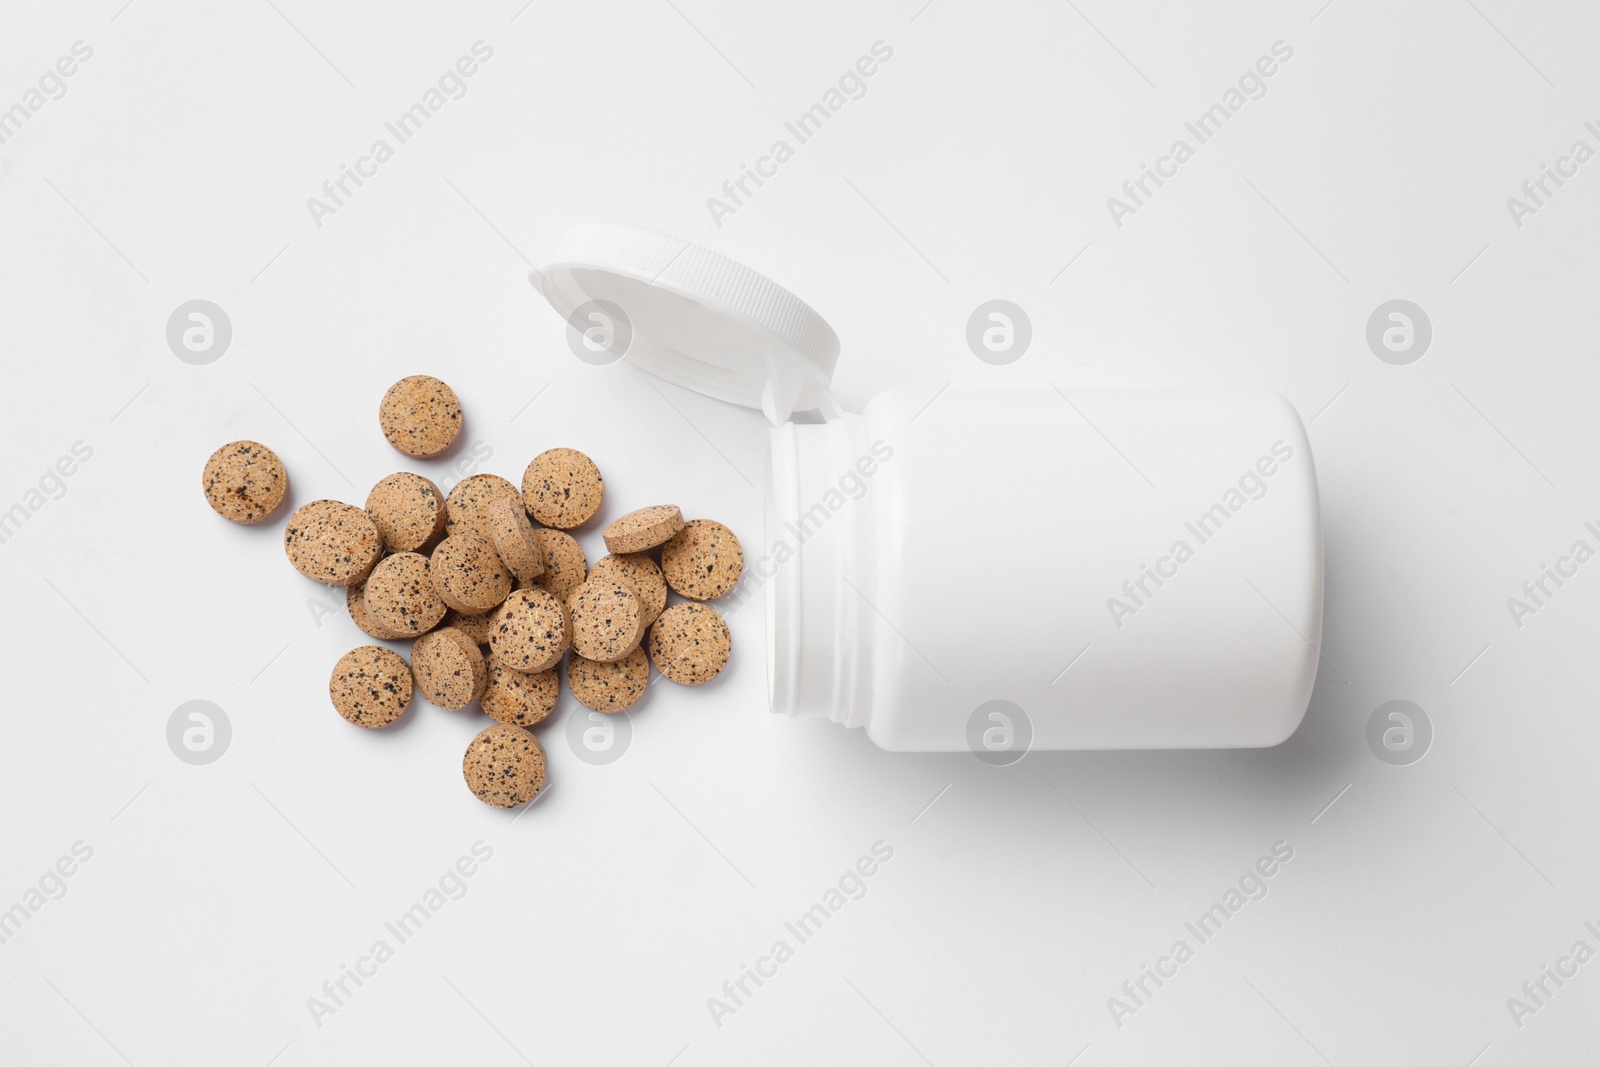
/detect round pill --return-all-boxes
[488,587,570,673]
[347,576,406,641]
[443,608,494,647]
[329,645,413,728]
[530,529,588,601]
[363,552,447,637]
[521,448,603,529]
[661,519,744,600]
[481,653,559,727]
[648,602,731,685]
[202,440,288,524]
[379,375,461,458]
[567,577,644,663]
[567,647,649,713]
[462,723,546,808]
[411,627,487,710]
[444,473,523,542]
[284,500,384,586]
[430,532,512,613]
[486,496,545,582]
[365,472,446,553]
[589,554,668,627]
[602,505,684,554]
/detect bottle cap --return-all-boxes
[534,223,840,424]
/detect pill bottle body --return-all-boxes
[765,386,1323,752]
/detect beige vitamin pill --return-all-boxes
[602,505,685,554]
[567,577,644,663]
[284,500,384,586]
[521,448,603,529]
[661,519,744,601]
[481,653,559,727]
[488,587,571,673]
[379,375,461,458]
[445,473,523,542]
[430,532,512,613]
[365,472,446,553]
[589,554,668,627]
[202,440,288,524]
[411,627,487,710]
[649,602,731,685]
[347,576,406,641]
[462,723,546,808]
[443,608,494,647]
[530,529,588,601]
[486,496,544,582]
[567,647,649,713]
[363,552,447,637]
[329,645,413,728]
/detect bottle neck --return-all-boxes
[766,414,872,726]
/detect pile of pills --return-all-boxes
[202,375,742,808]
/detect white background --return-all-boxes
[2,0,1598,1063]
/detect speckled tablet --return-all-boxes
[486,496,544,582]
[488,587,571,673]
[648,602,731,685]
[589,554,668,627]
[462,723,546,808]
[443,608,494,647]
[203,440,288,524]
[379,375,461,458]
[329,646,413,728]
[567,577,644,663]
[602,505,684,554]
[481,653,559,727]
[411,627,487,710]
[444,474,523,542]
[363,552,447,637]
[530,529,588,601]
[347,577,407,641]
[284,500,384,586]
[567,647,649,713]
[430,532,512,613]
[366,472,446,553]
[660,519,744,600]
[521,448,603,529]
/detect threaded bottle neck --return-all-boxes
[766,414,872,726]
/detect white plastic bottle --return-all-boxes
[537,224,1323,755]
